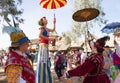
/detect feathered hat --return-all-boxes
[94,36,110,53]
[2,26,30,47]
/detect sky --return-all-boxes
[0,0,120,49]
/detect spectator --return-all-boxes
[113,40,120,76]
[102,50,113,82]
[54,51,65,80]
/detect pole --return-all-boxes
[85,21,88,55]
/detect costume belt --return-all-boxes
[39,43,48,48]
[86,72,106,77]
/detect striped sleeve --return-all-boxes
[5,65,23,83]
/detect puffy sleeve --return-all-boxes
[68,58,96,77]
[5,65,23,83]
[68,55,103,77]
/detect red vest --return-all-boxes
[5,51,35,83]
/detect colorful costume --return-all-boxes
[67,54,110,83]
[36,28,53,83]
[66,36,111,83]
[5,50,35,83]
[2,26,35,83]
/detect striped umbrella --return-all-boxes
[40,0,67,9]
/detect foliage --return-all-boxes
[62,0,108,47]
[0,0,23,27]
[61,32,72,45]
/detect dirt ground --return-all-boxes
[51,68,82,83]
[0,64,82,83]
[0,66,7,83]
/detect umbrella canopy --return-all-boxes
[72,8,100,22]
[101,22,120,34]
[40,0,67,9]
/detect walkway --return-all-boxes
[0,63,82,83]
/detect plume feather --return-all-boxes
[2,26,22,35]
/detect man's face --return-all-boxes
[20,41,30,53]
[79,50,83,53]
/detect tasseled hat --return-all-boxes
[2,26,30,47]
[94,36,110,53]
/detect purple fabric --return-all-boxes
[113,52,120,65]
[56,54,62,65]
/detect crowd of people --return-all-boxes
[0,15,120,83]
[52,33,120,83]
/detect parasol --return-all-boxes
[72,8,99,22]
[39,0,68,50]
[39,0,67,33]
[40,0,67,9]
[101,22,120,35]
[72,8,100,53]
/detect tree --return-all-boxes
[61,32,72,45]
[61,0,107,50]
[71,0,108,52]
[0,0,23,27]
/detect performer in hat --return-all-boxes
[2,26,35,83]
[36,16,56,83]
[65,36,111,83]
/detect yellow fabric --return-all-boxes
[10,32,26,47]
[40,0,67,9]
[6,65,23,83]
[39,43,48,48]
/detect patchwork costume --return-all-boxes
[2,26,35,83]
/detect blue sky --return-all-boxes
[0,0,120,49]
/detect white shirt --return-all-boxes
[81,52,87,64]
[115,42,120,57]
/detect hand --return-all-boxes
[49,37,54,41]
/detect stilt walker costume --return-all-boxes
[36,16,56,83]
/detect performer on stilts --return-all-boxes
[36,15,56,83]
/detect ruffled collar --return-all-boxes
[12,50,27,58]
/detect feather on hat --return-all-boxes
[2,26,30,47]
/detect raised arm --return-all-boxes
[46,15,56,32]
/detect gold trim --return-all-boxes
[39,43,48,48]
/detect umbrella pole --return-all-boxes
[53,13,57,34]
[85,21,88,55]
